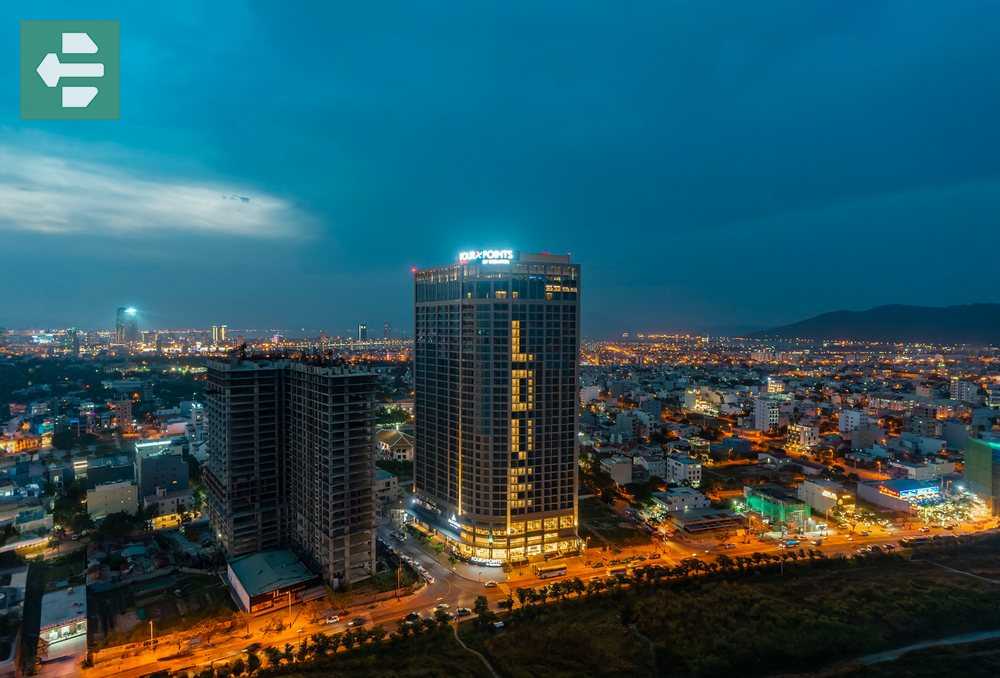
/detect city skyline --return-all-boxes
[2,2,999,334]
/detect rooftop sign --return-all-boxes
[458,249,514,264]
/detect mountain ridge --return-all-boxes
[754,303,1000,344]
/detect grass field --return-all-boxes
[837,638,1000,677]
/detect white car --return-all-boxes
[324,615,340,624]
[483,581,498,588]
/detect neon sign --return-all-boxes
[458,249,514,264]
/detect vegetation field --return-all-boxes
[578,497,648,547]
[464,536,1000,677]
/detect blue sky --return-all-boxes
[2,2,999,336]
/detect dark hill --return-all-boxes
[754,303,1000,344]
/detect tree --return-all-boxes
[245,652,261,674]
[434,608,452,627]
[371,624,388,643]
[231,657,246,676]
[473,595,490,616]
[232,611,252,637]
[515,587,530,608]
[310,633,331,656]
[264,647,281,666]
[51,429,76,450]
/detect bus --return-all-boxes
[606,566,628,577]
[534,564,567,579]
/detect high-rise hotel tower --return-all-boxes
[413,250,580,563]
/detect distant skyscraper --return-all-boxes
[383,320,391,340]
[357,323,367,341]
[204,357,377,585]
[220,324,227,342]
[412,250,581,562]
[212,325,220,344]
[68,327,80,358]
[115,307,139,345]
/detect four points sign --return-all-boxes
[21,20,120,120]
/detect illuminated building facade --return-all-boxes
[413,250,580,563]
[965,438,1000,516]
[204,358,376,586]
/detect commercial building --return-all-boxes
[600,455,633,486]
[856,479,942,514]
[412,250,580,563]
[753,394,785,431]
[797,479,853,516]
[743,485,812,532]
[204,357,377,587]
[666,454,702,487]
[964,438,1000,516]
[787,424,819,450]
[227,550,325,614]
[39,586,87,657]
[651,487,710,512]
[135,440,192,524]
[375,468,400,506]
[86,456,138,520]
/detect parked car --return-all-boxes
[405,612,421,622]
[435,603,450,610]
[456,607,472,617]
[649,553,662,559]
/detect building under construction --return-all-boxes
[204,353,376,587]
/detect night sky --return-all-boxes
[2,2,999,337]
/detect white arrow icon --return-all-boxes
[35,32,104,109]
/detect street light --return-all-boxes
[149,620,154,652]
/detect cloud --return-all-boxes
[0,143,314,239]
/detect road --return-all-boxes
[82,520,993,678]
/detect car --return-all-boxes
[846,535,854,541]
[591,561,605,568]
[71,535,79,541]
[242,643,261,653]
[944,525,954,530]
[492,621,505,631]
[435,603,450,610]
[483,581,498,588]
[919,527,931,533]
[649,553,662,559]
[724,543,737,549]
[426,576,436,584]
[405,612,421,622]
[859,531,870,537]
[883,543,896,550]
[456,607,472,617]
[347,617,366,627]
[635,555,646,561]
[810,540,823,546]
[324,615,340,624]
